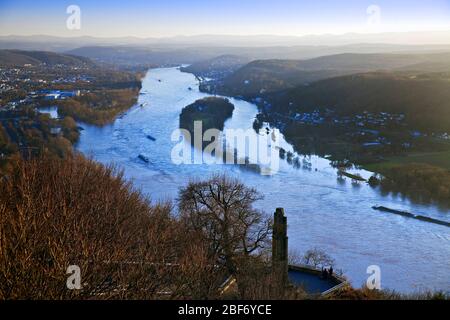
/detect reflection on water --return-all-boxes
[77,67,450,294]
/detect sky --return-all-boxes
[0,0,450,38]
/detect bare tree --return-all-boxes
[178,174,272,275]
[302,248,335,269]
[0,154,221,300]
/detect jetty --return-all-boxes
[372,206,450,228]
[338,170,366,182]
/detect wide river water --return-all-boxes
[77,67,450,293]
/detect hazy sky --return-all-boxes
[1,0,450,38]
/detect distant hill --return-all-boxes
[215,59,354,96]
[0,50,95,67]
[282,52,450,71]
[395,53,450,73]
[66,43,450,69]
[213,52,450,96]
[67,46,218,67]
[3,31,450,50]
[180,55,251,79]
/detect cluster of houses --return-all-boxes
[266,107,408,131]
[0,66,47,87]
[2,99,28,111]
[292,110,325,125]
[0,64,89,103]
[0,64,88,111]
[51,75,93,84]
[0,82,14,93]
[433,132,450,140]
[1,89,81,111]
[353,111,406,127]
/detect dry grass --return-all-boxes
[0,154,220,300]
[330,286,449,300]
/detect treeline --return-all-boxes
[0,108,79,173]
[54,68,142,126]
[180,97,235,134]
[377,163,450,206]
[0,89,27,106]
[58,88,140,126]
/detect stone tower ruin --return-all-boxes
[272,208,288,284]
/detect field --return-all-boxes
[364,150,450,173]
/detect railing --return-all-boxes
[321,281,349,297]
[288,264,349,296]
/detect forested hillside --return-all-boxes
[0,50,95,67]
[268,72,450,132]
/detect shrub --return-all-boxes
[0,154,218,299]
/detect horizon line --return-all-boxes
[2,29,450,40]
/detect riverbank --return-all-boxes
[180,97,235,135]
[58,87,141,126]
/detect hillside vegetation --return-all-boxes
[58,88,140,126]
[180,54,250,79]
[0,156,290,300]
[180,97,235,134]
[0,155,206,299]
[270,72,450,132]
[0,50,94,67]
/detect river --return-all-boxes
[76,67,450,294]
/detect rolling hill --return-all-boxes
[212,52,450,96]
[180,55,251,79]
[0,50,95,67]
[66,46,220,67]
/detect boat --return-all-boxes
[338,170,366,182]
[138,154,150,163]
[372,206,450,227]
